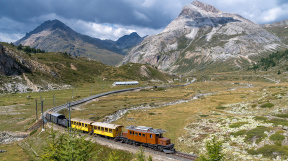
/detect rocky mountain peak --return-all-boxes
[192,0,220,13]
[123,1,286,74]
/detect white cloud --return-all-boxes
[0,32,24,43]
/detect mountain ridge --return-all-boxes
[15,20,144,65]
[122,1,286,74]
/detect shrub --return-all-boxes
[260,102,274,108]
[216,106,227,110]
[245,126,271,143]
[253,116,268,121]
[275,113,288,118]
[29,129,38,136]
[269,118,288,126]
[199,136,224,161]
[270,133,285,145]
[251,104,257,108]
[248,145,288,158]
[230,130,247,137]
[229,122,248,128]
[199,115,209,117]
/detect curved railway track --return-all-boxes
[45,86,145,114]
[41,81,197,160]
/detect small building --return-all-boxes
[112,81,139,86]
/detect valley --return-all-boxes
[1,0,288,160]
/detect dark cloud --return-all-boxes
[1,0,288,42]
[0,0,178,29]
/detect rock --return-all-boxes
[122,1,285,73]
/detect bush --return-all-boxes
[253,116,268,121]
[199,115,209,117]
[229,122,248,128]
[230,130,247,137]
[275,113,288,118]
[269,118,288,126]
[199,136,224,161]
[248,145,288,158]
[260,103,274,108]
[270,133,285,145]
[216,106,227,110]
[245,126,271,143]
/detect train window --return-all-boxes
[143,134,145,137]
[98,126,100,130]
[85,124,87,127]
[129,131,132,135]
[116,128,118,131]
[135,132,138,136]
[150,134,153,138]
[101,127,104,131]
[105,128,108,132]
[109,129,112,133]
[139,133,141,136]
[156,134,160,138]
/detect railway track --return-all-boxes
[42,81,198,160]
[49,123,197,161]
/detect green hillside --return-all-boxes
[0,42,172,92]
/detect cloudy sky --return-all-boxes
[1,0,288,43]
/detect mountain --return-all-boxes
[115,32,144,51]
[122,1,286,74]
[263,19,288,45]
[0,42,171,93]
[15,20,142,66]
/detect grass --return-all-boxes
[0,143,30,161]
[199,115,209,117]
[253,116,268,121]
[260,102,274,108]
[229,122,248,128]
[245,126,271,143]
[230,130,247,137]
[248,145,288,158]
[215,106,227,110]
[269,133,285,144]
[275,113,288,118]
[268,118,288,126]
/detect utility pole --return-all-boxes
[41,100,45,131]
[68,102,71,132]
[35,99,38,122]
[53,94,55,108]
[72,89,74,101]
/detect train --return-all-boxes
[45,112,175,153]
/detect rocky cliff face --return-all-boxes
[263,19,288,45]
[123,1,286,73]
[0,44,27,76]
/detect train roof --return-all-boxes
[126,125,166,134]
[71,118,94,124]
[71,118,82,122]
[51,113,65,118]
[91,122,123,129]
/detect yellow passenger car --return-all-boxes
[92,122,123,138]
[71,118,93,133]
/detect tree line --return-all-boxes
[12,43,46,54]
[248,49,288,72]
